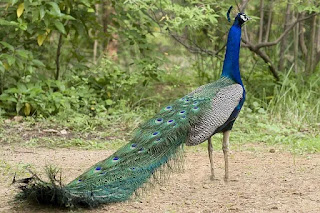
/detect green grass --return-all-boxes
[1,104,319,154]
[266,68,320,126]
[0,159,33,182]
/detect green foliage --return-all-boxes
[0,80,104,116]
[0,55,163,116]
[90,57,162,108]
[0,0,99,89]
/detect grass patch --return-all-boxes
[1,106,319,154]
[0,159,33,182]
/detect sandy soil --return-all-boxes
[0,145,319,213]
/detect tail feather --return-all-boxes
[16,96,203,207]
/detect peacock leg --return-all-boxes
[208,137,215,180]
[222,130,231,182]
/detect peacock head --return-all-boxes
[227,6,250,27]
[235,13,250,26]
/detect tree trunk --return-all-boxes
[264,1,273,42]
[306,14,317,73]
[294,13,299,74]
[55,34,63,81]
[299,13,308,59]
[258,0,264,43]
[278,1,292,71]
[317,17,320,54]
[103,2,118,61]
[315,16,320,70]
[240,0,249,12]
[93,4,99,64]
[241,0,250,41]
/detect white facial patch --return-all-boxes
[240,14,249,22]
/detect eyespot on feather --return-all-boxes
[155,118,163,124]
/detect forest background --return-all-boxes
[0,0,319,153]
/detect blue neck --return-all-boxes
[221,22,243,86]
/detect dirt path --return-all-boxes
[1,145,320,213]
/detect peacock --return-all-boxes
[16,7,250,208]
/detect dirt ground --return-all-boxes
[0,145,320,213]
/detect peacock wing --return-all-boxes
[186,83,243,146]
